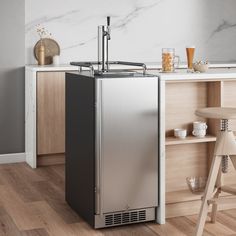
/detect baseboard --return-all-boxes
[0,153,26,164]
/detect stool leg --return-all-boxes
[230,155,236,170]
[195,155,222,236]
[211,190,220,223]
[211,164,222,223]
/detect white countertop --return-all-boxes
[155,68,236,81]
[25,63,158,71]
[25,63,236,75]
[25,64,77,72]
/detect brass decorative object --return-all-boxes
[38,41,45,65]
[34,38,60,65]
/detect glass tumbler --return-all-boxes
[162,48,180,72]
[186,46,195,72]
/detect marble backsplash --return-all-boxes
[25,0,236,64]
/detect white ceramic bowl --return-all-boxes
[193,63,209,73]
[174,128,187,139]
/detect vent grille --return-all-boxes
[105,214,113,226]
[105,209,147,226]
[139,210,146,221]
[114,213,122,225]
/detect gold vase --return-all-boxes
[38,41,45,65]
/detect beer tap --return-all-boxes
[98,16,111,73]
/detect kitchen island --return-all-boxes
[155,67,236,224]
[25,64,236,224]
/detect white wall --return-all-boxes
[25,0,236,64]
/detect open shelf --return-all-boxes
[163,80,236,218]
[165,135,216,146]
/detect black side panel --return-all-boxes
[65,72,95,227]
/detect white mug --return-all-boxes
[192,129,206,138]
[53,55,60,65]
[174,128,187,139]
[193,121,207,130]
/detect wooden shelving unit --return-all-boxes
[165,135,216,146]
[162,79,236,219]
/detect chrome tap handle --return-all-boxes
[106,16,111,40]
[107,16,110,26]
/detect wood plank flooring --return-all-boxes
[0,163,235,236]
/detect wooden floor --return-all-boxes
[0,163,235,236]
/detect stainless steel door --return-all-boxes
[96,77,158,214]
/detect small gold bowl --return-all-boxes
[186,176,207,194]
[193,63,209,73]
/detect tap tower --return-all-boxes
[98,16,111,73]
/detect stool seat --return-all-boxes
[195,107,236,119]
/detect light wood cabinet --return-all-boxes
[37,72,65,154]
[36,72,65,165]
[36,72,66,165]
[25,67,77,168]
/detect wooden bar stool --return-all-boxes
[194,107,236,236]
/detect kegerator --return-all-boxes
[66,70,159,228]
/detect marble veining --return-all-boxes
[62,36,97,50]
[25,9,81,33]
[25,0,236,64]
[209,20,236,40]
[112,1,161,30]
[62,1,161,51]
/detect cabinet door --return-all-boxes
[97,78,158,214]
[37,72,65,155]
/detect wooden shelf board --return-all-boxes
[165,135,216,146]
[166,189,201,204]
[166,185,236,204]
